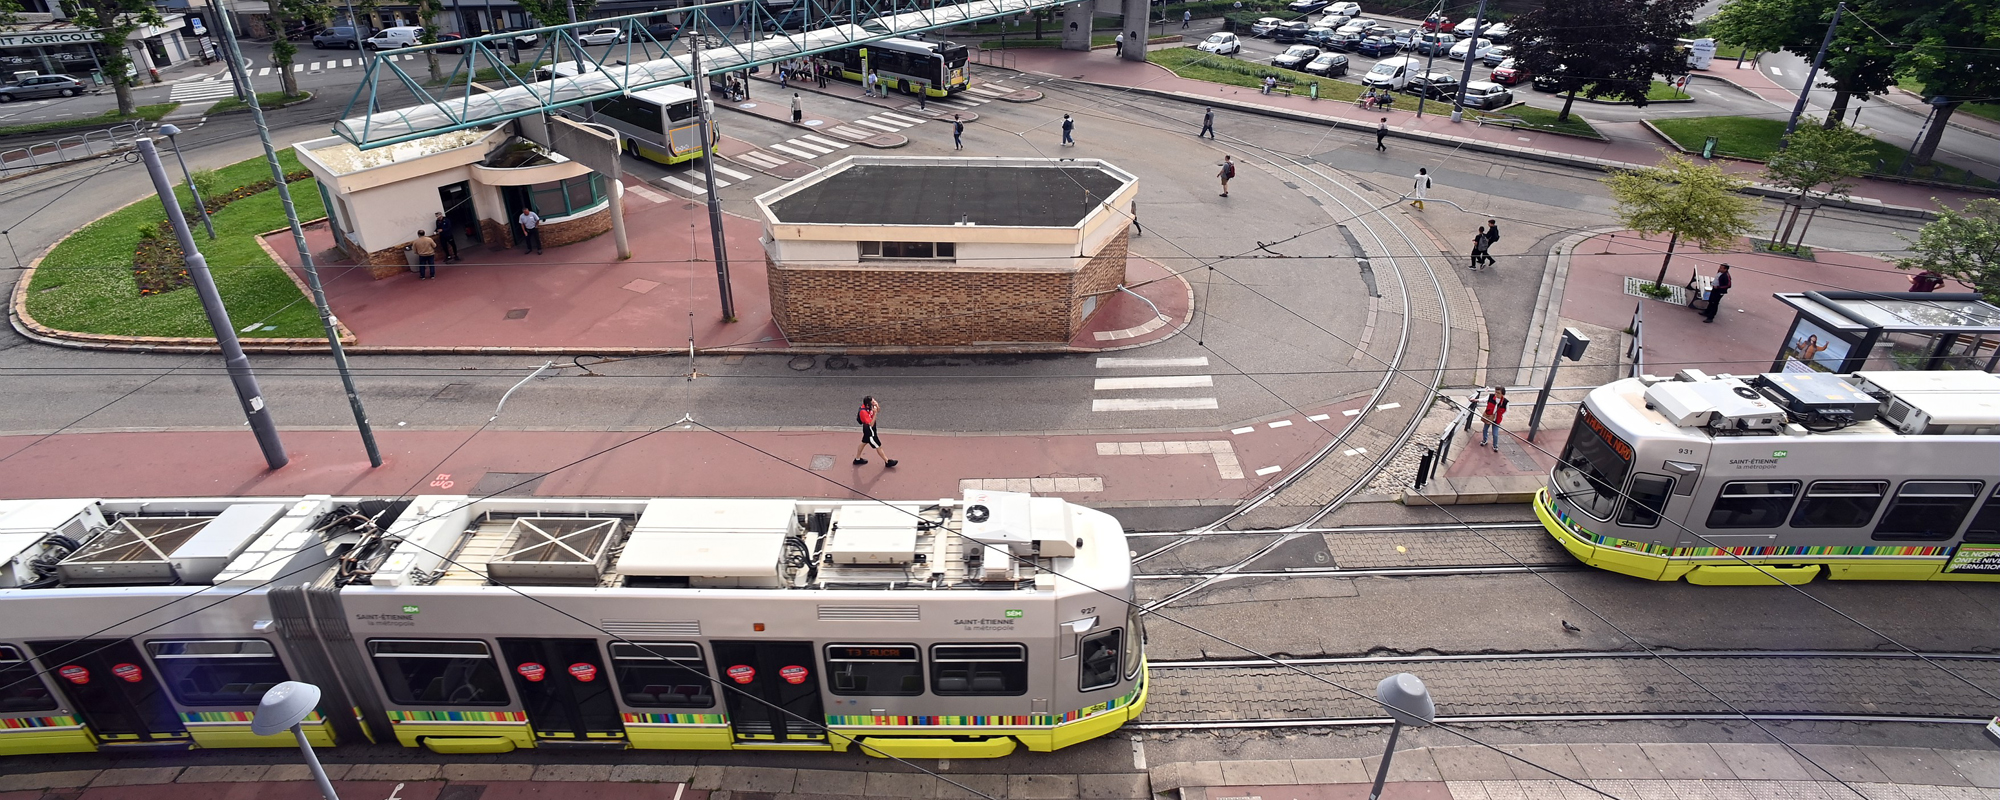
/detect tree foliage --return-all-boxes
[60,0,160,115]
[1511,0,1702,122]
[517,0,595,28]
[1763,115,1873,200]
[1708,0,1902,126]
[1603,152,1762,286]
[417,0,444,82]
[264,0,331,95]
[1897,199,2000,303]
[1896,0,2000,166]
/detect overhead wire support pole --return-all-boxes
[691,28,737,322]
[1781,1,1843,146]
[1449,0,1485,122]
[219,2,385,468]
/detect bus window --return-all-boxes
[368,640,509,706]
[1791,481,1888,529]
[1706,481,1799,529]
[1615,474,1674,527]
[1873,481,1983,541]
[1965,487,2000,544]
[609,642,714,708]
[1552,411,1630,521]
[148,639,290,706]
[0,645,57,713]
[597,96,664,137]
[824,644,921,695]
[1078,629,1122,691]
[929,645,1026,696]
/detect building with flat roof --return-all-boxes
[756,156,1138,347]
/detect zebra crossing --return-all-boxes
[250,53,421,77]
[655,162,755,197]
[1091,356,1217,412]
[168,78,238,103]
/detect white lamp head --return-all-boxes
[157,123,183,137]
[252,680,323,735]
[1375,672,1435,727]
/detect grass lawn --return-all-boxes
[0,103,179,138]
[1647,81,1692,102]
[24,149,325,339]
[208,91,311,115]
[1490,103,1603,138]
[1650,115,1997,188]
[1711,43,1757,62]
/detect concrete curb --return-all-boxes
[1516,227,1612,388]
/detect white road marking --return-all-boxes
[785,138,834,153]
[1096,357,1208,368]
[877,111,925,125]
[1231,426,1255,435]
[1268,420,1293,428]
[736,152,785,169]
[801,134,849,149]
[1376,402,1401,411]
[1343,408,1361,416]
[769,142,818,159]
[1093,376,1213,391]
[959,477,1105,493]
[257,67,271,76]
[309,61,322,70]
[853,118,901,132]
[1097,440,1241,479]
[1132,738,1147,770]
[1255,466,1282,476]
[1092,398,1218,411]
[1344,447,1368,456]
[1768,66,1782,75]
[625,183,668,203]
[968,85,1008,96]
[829,125,873,138]
[343,59,354,67]
[710,164,754,181]
[1307,413,1331,421]
[659,176,708,195]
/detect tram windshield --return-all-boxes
[1553,409,1631,520]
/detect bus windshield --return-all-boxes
[1553,408,1632,521]
[940,43,969,68]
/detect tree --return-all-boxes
[417,0,445,82]
[1897,199,2000,303]
[61,0,160,115]
[1762,115,1874,250]
[1512,0,1703,122]
[1603,152,1762,288]
[1896,0,2000,167]
[263,0,333,96]
[1706,0,1904,126]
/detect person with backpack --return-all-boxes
[952,114,964,150]
[1218,155,1236,197]
[852,396,897,468]
[1470,226,1491,271]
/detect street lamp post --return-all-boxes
[157,124,214,240]
[252,682,342,800]
[1367,673,1436,800]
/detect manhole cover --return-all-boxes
[824,355,851,370]
[788,355,816,371]
[810,455,836,470]
[471,472,547,496]
[505,308,530,320]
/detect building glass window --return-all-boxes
[527,173,605,218]
[1874,481,1984,541]
[859,241,956,260]
[608,642,714,708]
[0,644,57,713]
[368,639,509,706]
[824,644,921,696]
[1078,628,1122,691]
[1705,481,1799,529]
[1791,481,1888,529]
[929,645,1027,696]
[147,639,290,707]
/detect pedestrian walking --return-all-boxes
[917,81,927,110]
[952,114,964,150]
[1409,167,1430,211]
[1183,9,1192,28]
[779,64,789,88]
[1910,269,1945,292]
[1485,219,1501,247]
[1702,263,1732,323]
[1375,117,1388,151]
[852,396,898,468]
[410,231,437,279]
[1114,32,1125,57]
[791,92,803,123]
[1199,107,1215,138]
[1470,226,1491,270]
[816,60,828,88]
[1217,154,1235,197]
[433,211,458,262]
[1479,387,1508,451]
[517,208,543,254]
[1061,114,1074,146]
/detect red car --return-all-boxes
[1489,57,1528,85]
[1422,14,1456,33]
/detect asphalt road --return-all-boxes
[1755,48,1998,182]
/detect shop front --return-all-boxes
[0,28,105,80]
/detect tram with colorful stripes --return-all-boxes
[0,490,1144,757]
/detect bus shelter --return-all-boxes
[1771,291,2000,374]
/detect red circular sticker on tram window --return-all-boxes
[568,663,598,682]
[58,665,89,685]
[726,664,756,684]
[779,665,808,685]
[111,663,143,683]
[516,662,547,682]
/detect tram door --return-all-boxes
[497,638,625,743]
[710,641,825,743]
[28,639,187,744]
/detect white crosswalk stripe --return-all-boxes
[828,125,874,139]
[769,142,818,159]
[800,134,849,149]
[853,118,901,132]
[877,111,924,125]
[624,183,668,203]
[169,79,237,102]
[1097,357,1210,369]
[784,138,833,154]
[256,67,270,76]
[710,163,754,181]
[1092,398,1219,412]
[1094,376,1213,391]
[659,176,710,195]
[736,151,786,169]
[342,59,354,67]
[1090,356,1216,413]
[967,85,1008,96]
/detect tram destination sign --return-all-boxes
[0,30,103,48]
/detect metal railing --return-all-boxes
[1626,300,1646,379]
[973,46,1016,68]
[1413,392,1478,490]
[0,122,146,173]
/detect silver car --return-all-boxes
[0,74,85,102]
[1460,80,1513,109]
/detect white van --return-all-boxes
[365,26,425,50]
[1362,55,1418,90]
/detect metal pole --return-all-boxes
[288,723,342,800]
[1525,347,1562,442]
[1449,0,1484,122]
[137,138,288,470]
[565,0,582,71]
[210,0,250,100]
[1415,1,1441,118]
[217,8,384,467]
[1781,1,1842,145]
[1366,720,1404,800]
[164,131,215,239]
[690,28,736,321]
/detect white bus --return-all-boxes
[550,63,715,165]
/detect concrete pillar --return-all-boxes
[1120,0,1150,61]
[1060,0,1095,52]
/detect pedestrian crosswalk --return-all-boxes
[927,80,1020,112]
[656,162,754,197]
[250,53,420,77]
[168,78,237,103]
[1091,356,1217,412]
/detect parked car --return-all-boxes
[1481,44,1513,66]
[1422,13,1454,32]
[1304,51,1349,76]
[1304,26,1338,46]
[0,74,84,102]
[1323,1,1361,18]
[1272,44,1321,70]
[364,26,425,50]
[1488,57,1529,85]
[1362,54,1418,89]
[1482,22,1512,41]
[1405,71,1460,98]
[1250,17,1285,37]
[643,22,681,40]
[1353,36,1397,57]
[1322,31,1364,51]
[1459,80,1513,109]
[1448,37,1496,61]
[1390,27,1418,50]
[1334,17,1376,35]
[434,32,465,53]
[1413,31,1455,55]
[501,28,542,49]
[1197,31,1242,54]
[577,27,625,45]
[1274,21,1313,42]
[312,25,360,49]
[1359,23,1394,38]
[1531,64,1568,91]
[1287,0,1330,13]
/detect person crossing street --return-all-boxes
[1410,167,1430,211]
[1199,107,1215,139]
[852,396,897,468]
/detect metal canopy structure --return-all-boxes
[336,0,1056,149]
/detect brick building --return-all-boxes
[755,156,1139,347]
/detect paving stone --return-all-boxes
[795,769,868,795]
[1857,747,1972,787]
[721,767,796,793]
[177,765,271,783]
[347,764,442,781]
[936,774,1007,800]
[1499,745,1584,782]
[442,764,536,782]
[1637,743,1733,780]
[1428,746,1514,782]
[265,764,353,782]
[0,771,97,792]
[1713,744,1814,781]
[1791,746,1892,783]
[1608,780,1684,800]
[694,766,729,790]
[1568,744,1663,781]
[1153,762,1225,791]
[1218,759,1296,786]
[533,765,614,782]
[612,765,698,784]
[1078,773,1150,799]
[1362,748,1441,783]
[868,772,940,798]
[1443,779,1491,799]
[89,768,184,787]
[1290,758,1370,784]
[1009,774,1080,800]
[1934,749,2000,789]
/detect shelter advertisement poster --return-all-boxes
[1781,319,1852,373]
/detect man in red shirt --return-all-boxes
[1479,387,1507,452]
[852,396,898,468]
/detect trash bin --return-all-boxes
[1701,135,1718,159]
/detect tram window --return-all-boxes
[1615,474,1675,527]
[1965,487,2000,544]
[609,642,714,708]
[1873,481,1984,541]
[148,639,289,707]
[1791,481,1888,529]
[930,645,1027,696]
[368,639,509,706]
[1552,413,1630,521]
[0,644,57,713]
[1705,481,1799,529]
[1078,629,1122,692]
[825,644,921,696]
